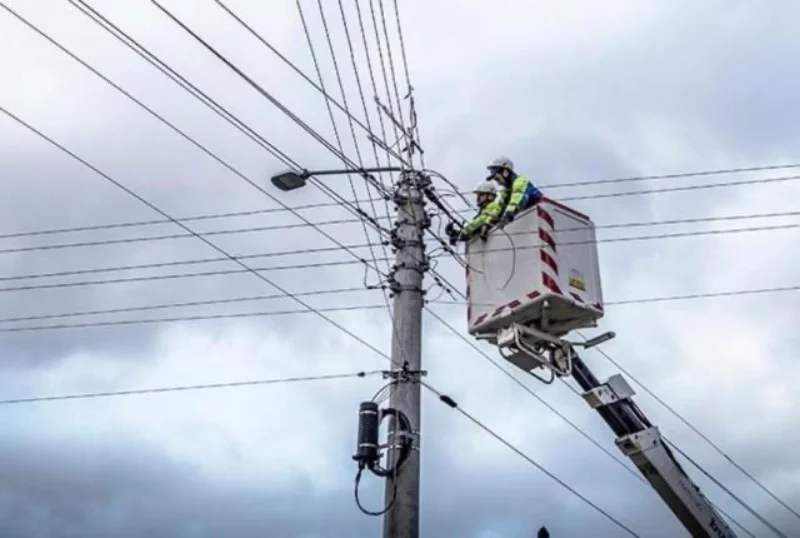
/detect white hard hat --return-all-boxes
[473,181,497,195]
[487,156,514,171]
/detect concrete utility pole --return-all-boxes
[382,170,427,538]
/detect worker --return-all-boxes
[445,181,503,244]
[486,156,543,224]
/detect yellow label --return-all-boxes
[569,268,586,291]
[569,277,586,291]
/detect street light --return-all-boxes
[269,166,404,191]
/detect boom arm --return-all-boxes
[571,354,737,538]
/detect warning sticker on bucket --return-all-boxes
[569,268,586,291]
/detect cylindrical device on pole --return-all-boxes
[354,401,381,467]
[382,171,427,538]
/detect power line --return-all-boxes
[333,0,399,288]
[62,0,393,291]
[148,0,385,197]
[0,370,384,405]
[557,174,800,203]
[665,440,790,538]
[0,304,388,333]
[0,224,800,292]
[272,171,800,210]
[441,164,800,201]
[115,0,456,315]
[586,342,800,523]
[605,284,800,306]
[367,0,402,153]
[6,6,792,528]
[310,0,424,402]
[297,0,389,289]
[550,162,800,190]
[376,0,407,143]
[5,13,642,530]
[437,284,800,309]
[420,381,641,537]
[424,308,644,482]
[210,0,409,167]
[427,308,757,538]
[391,0,424,170]
[71,0,459,316]
[445,222,800,258]
[11,1,388,285]
[336,0,396,190]
[4,200,796,246]
[0,286,366,324]
[351,0,399,169]
[5,94,633,533]
[0,254,380,294]
[6,282,796,328]
[0,105,394,363]
[0,222,368,255]
[3,208,796,257]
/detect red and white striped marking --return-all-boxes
[538,206,563,296]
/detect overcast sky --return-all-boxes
[1,1,799,537]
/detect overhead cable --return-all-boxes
[297,0,420,375]
[0,104,392,362]
[0,304,389,333]
[424,308,642,481]
[366,0,403,154]
[436,284,800,309]
[586,342,800,523]
[4,206,796,245]
[9,283,796,331]
[297,0,390,286]
[426,308,756,537]
[0,286,366,324]
[13,1,388,285]
[210,0,409,166]
[665,440,790,537]
[0,224,800,292]
[0,4,452,316]
[391,0,425,169]
[337,0,397,182]
[0,370,383,405]
[375,0,406,141]
[148,0,385,194]
[420,381,641,537]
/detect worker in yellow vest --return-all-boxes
[486,156,543,225]
[445,181,504,244]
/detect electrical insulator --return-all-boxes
[353,401,380,469]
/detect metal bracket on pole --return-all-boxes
[382,363,427,384]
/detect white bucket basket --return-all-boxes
[465,198,605,339]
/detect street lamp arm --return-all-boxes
[309,166,404,177]
[269,166,405,191]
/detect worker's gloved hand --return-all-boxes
[444,222,459,245]
[479,225,490,241]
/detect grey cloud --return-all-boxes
[1,0,800,536]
